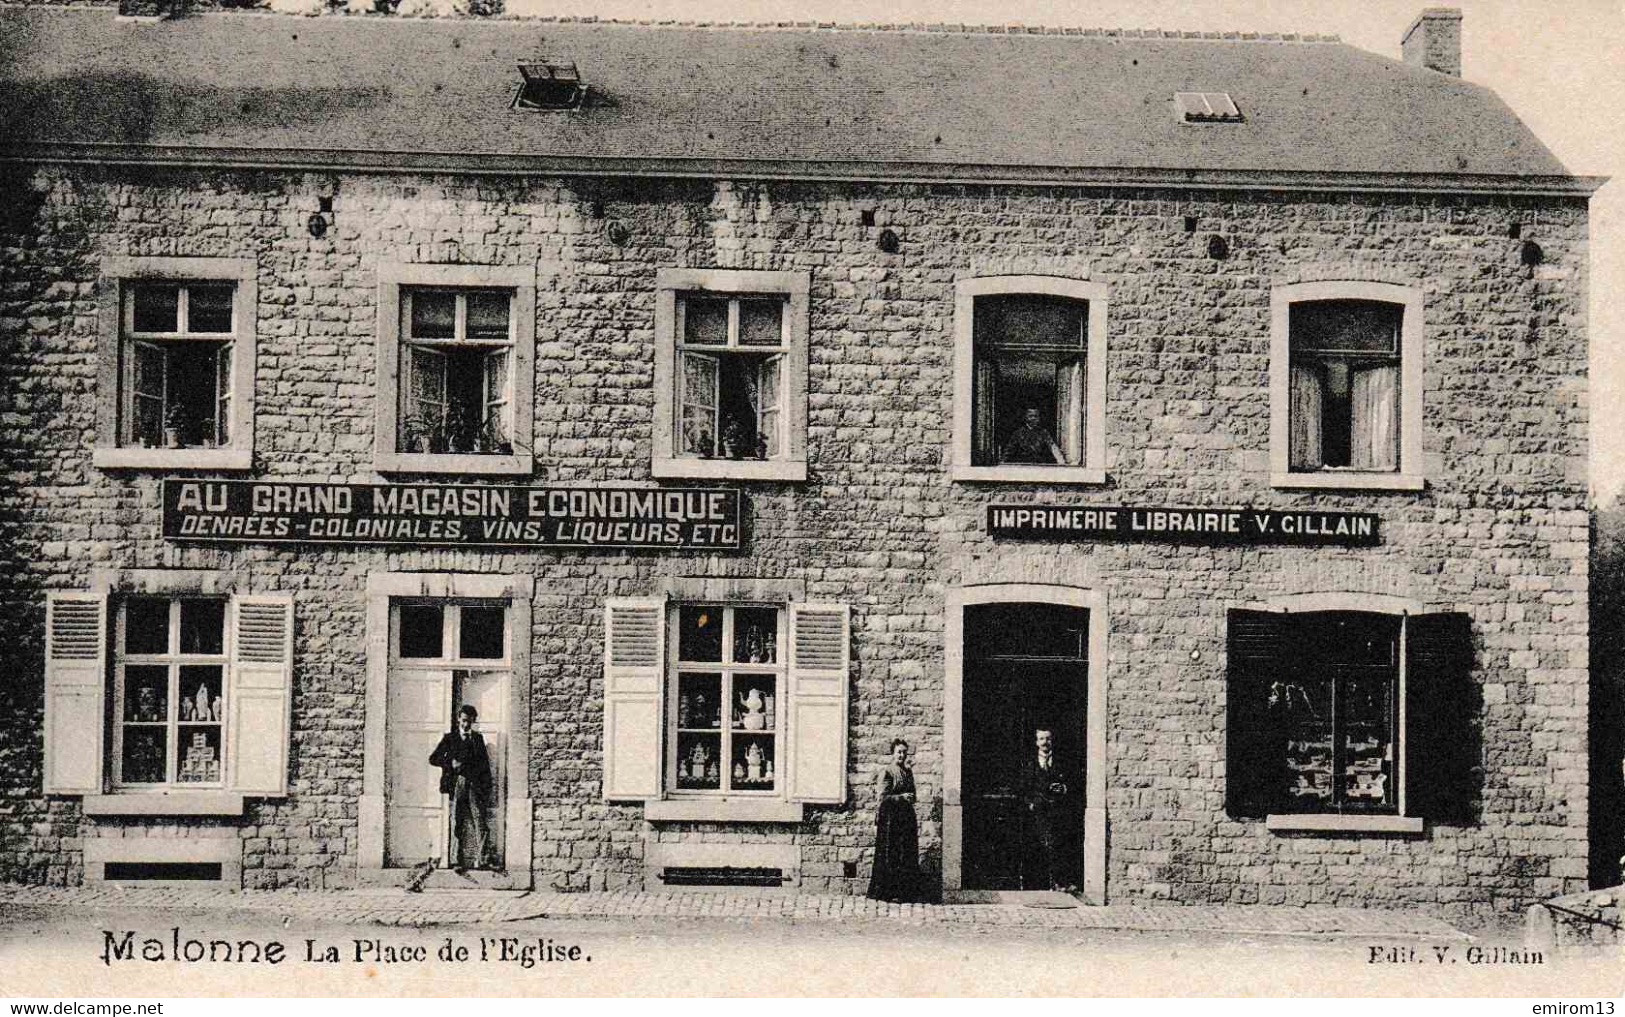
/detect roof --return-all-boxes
[0,5,1595,193]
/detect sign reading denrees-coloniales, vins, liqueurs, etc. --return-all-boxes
[987,504,1380,547]
[163,480,742,551]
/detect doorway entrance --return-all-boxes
[384,600,509,870]
[959,601,1088,890]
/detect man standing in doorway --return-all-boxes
[430,704,496,874]
[1023,728,1073,891]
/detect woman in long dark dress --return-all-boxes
[867,738,922,902]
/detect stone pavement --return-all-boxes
[0,883,1471,940]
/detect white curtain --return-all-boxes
[1350,364,1399,471]
[1289,365,1324,470]
[1054,358,1084,466]
[974,359,997,465]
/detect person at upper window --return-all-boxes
[1001,407,1066,465]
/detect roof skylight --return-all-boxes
[514,59,584,111]
[1175,92,1243,123]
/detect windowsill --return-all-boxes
[94,447,254,471]
[652,457,808,482]
[374,452,534,476]
[644,799,806,823]
[1270,471,1425,492]
[952,464,1107,485]
[83,792,247,817]
[1265,813,1425,834]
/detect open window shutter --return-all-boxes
[1226,609,1286,819]
[1403,612,1478,825]
[603,598,665,801]
[679,352,719,456]
[227,595,294,796]
[44,593,106,794]
[787,603,850,804]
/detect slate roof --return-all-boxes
[0,5,1593,192]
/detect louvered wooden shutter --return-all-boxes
[227,595,294,796]
[787,603,850,804]
[602,598,665,801]
[1404,612,1478,825]
[44,593,106,794]
[1226,609,1287,819]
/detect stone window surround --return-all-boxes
[942,582,1110,904]
[94,256,258,472]
[1269,280,1426,491]
[642,577,808,823]
[374,262,537,477]
[358,571,535,884]
[951,275,1109,485]
[1241,591,1434,836]
[81,570,252,818]
[651,268,810,483]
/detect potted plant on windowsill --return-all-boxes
[720,418,751,460]
[402,416,436,454]
[163,405,186,449]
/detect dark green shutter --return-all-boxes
[1226,609,1287,819]
[1404,612,1479,826]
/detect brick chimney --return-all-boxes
[1402,7,1462,76]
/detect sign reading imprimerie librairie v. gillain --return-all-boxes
[988,504,1380,547]
[163,480,741,550]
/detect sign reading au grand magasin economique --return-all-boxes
[163,480,741,551]
[987,504,1380,547]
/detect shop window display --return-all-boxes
[671,605,781,794]
[114,597,228,787]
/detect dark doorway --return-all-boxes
[961,602,1088,890]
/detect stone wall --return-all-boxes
[0,162,1591,920]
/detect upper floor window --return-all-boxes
[1270,282,1424,491]
[653,269,809,482]
[401,289,515,457]
[952,277,1107,484]
[375,264,535,476]
[94,257,257,471]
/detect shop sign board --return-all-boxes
[162,480,742,551]
[987,504,1380,547]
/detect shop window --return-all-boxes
[43,591,294,797]
[670,605,783,794]
[652,269,809,482]
[1226,608,1477,828]
[602,598,849,817]
[1270,282,1424,491]
[95,257,257,471]
[375,264,535,476]
[953,277,1108,484]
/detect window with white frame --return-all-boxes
[1270,282,1423,491]
[400,289,515,456]
[1226,607,1477,828]
[669,605,784,794]
[676,296,787,463]
[124,283,236,451]
[114,597,229,787]
[952,277,1108,484]
[43,589,294,799]
[95,257,257,471]
[374,264,535,476]
[653,269,809,482]
[602,598,849,814]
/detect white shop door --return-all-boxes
[457,669,506,864]
[385,667,452,868]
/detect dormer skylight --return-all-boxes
[514,59,584,111]
[1175,91,1243,123]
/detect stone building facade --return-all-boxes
[0,5,1602,922]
